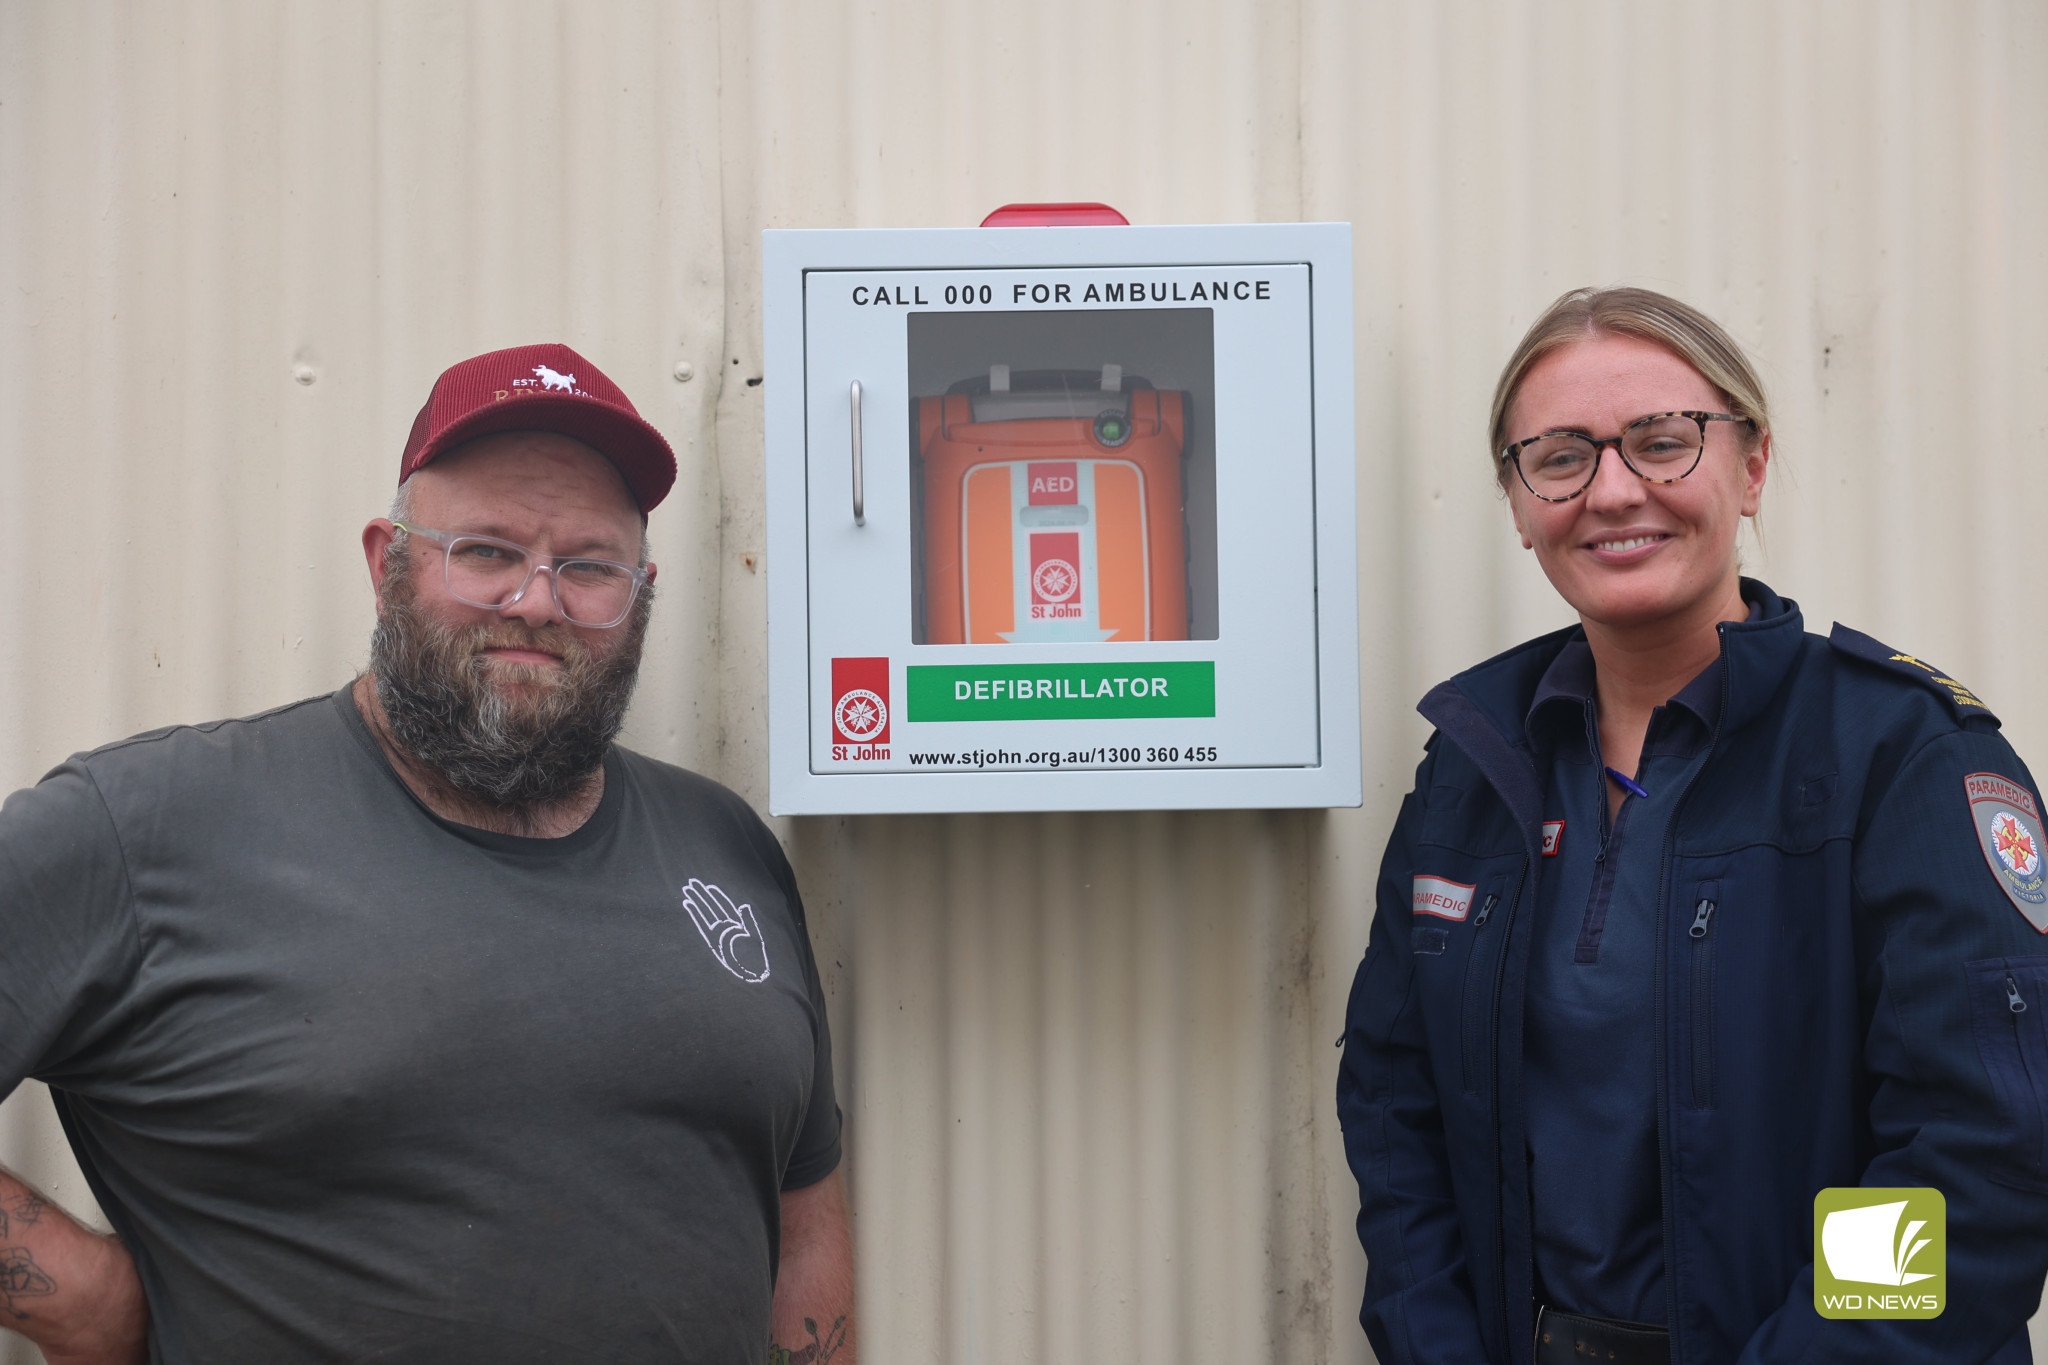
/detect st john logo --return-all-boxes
[831,656,891,761]
[681,879,771,983]
[1029,532,1081,615]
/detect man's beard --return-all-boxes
[368,557,652,808]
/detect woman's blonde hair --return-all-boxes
[1488,287,1772,484]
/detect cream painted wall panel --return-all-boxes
[5,3,2047,1365]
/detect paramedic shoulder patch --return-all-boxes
[1829,624,1997,724]
[1965,772,2048,932]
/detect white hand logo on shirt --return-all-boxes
[682,878,772,983]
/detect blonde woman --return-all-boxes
[1338,288,2048,1365]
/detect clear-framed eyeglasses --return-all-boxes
[392,522,650,629]
[1500,410,1753,503]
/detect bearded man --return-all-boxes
[0,345,851,1365]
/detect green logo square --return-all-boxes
[1813,1187,1945,1319]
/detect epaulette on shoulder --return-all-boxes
[1829,623,1999,725]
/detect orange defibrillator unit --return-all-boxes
[917,366,1189,644]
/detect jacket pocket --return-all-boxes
[1966,958,2048,1188]
[1459,873,1513,1096]
[1687,880,1720,1109]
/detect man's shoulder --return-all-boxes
[610,747,775,837]
[609,746,799,897]
[611,744,738,801]
[68,690,354,786]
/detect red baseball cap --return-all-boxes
[398,343,677,513]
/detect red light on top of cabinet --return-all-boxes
[979,203,1129,227]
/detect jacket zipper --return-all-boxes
[1458,888,1506,1094]
[1654,625,1734,1353]
[2006,974,2044,1174]
[1477,859,1528,1358]
[1688,897,1717,1109]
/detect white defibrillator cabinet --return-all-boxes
[763,221,1359,814]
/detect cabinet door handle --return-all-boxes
[849,380,865,527]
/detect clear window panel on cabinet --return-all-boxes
[906,308,1219,645]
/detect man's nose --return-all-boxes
[500,566,564,628]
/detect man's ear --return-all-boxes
[363,519,399,599]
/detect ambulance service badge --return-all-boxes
[1966,772,2048,932]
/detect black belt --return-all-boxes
[1534,1306,1670,1365]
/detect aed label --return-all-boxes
[907,662,1216,721]
[1028,462,1078,505]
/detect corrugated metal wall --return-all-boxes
[3,3,2044,1361]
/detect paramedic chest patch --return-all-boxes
[1965,772,2048,932]
[1413,875,1476,921]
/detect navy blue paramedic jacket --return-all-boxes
[1338,582,2048,1364]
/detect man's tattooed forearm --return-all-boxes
[0,1246,56,1319]
[769,1314,847,1365]
[0,1191,48,1242]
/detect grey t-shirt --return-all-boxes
[0,689,840,1363]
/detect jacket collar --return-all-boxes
[1717,578,1805,736]
[1418,578,1806,851]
